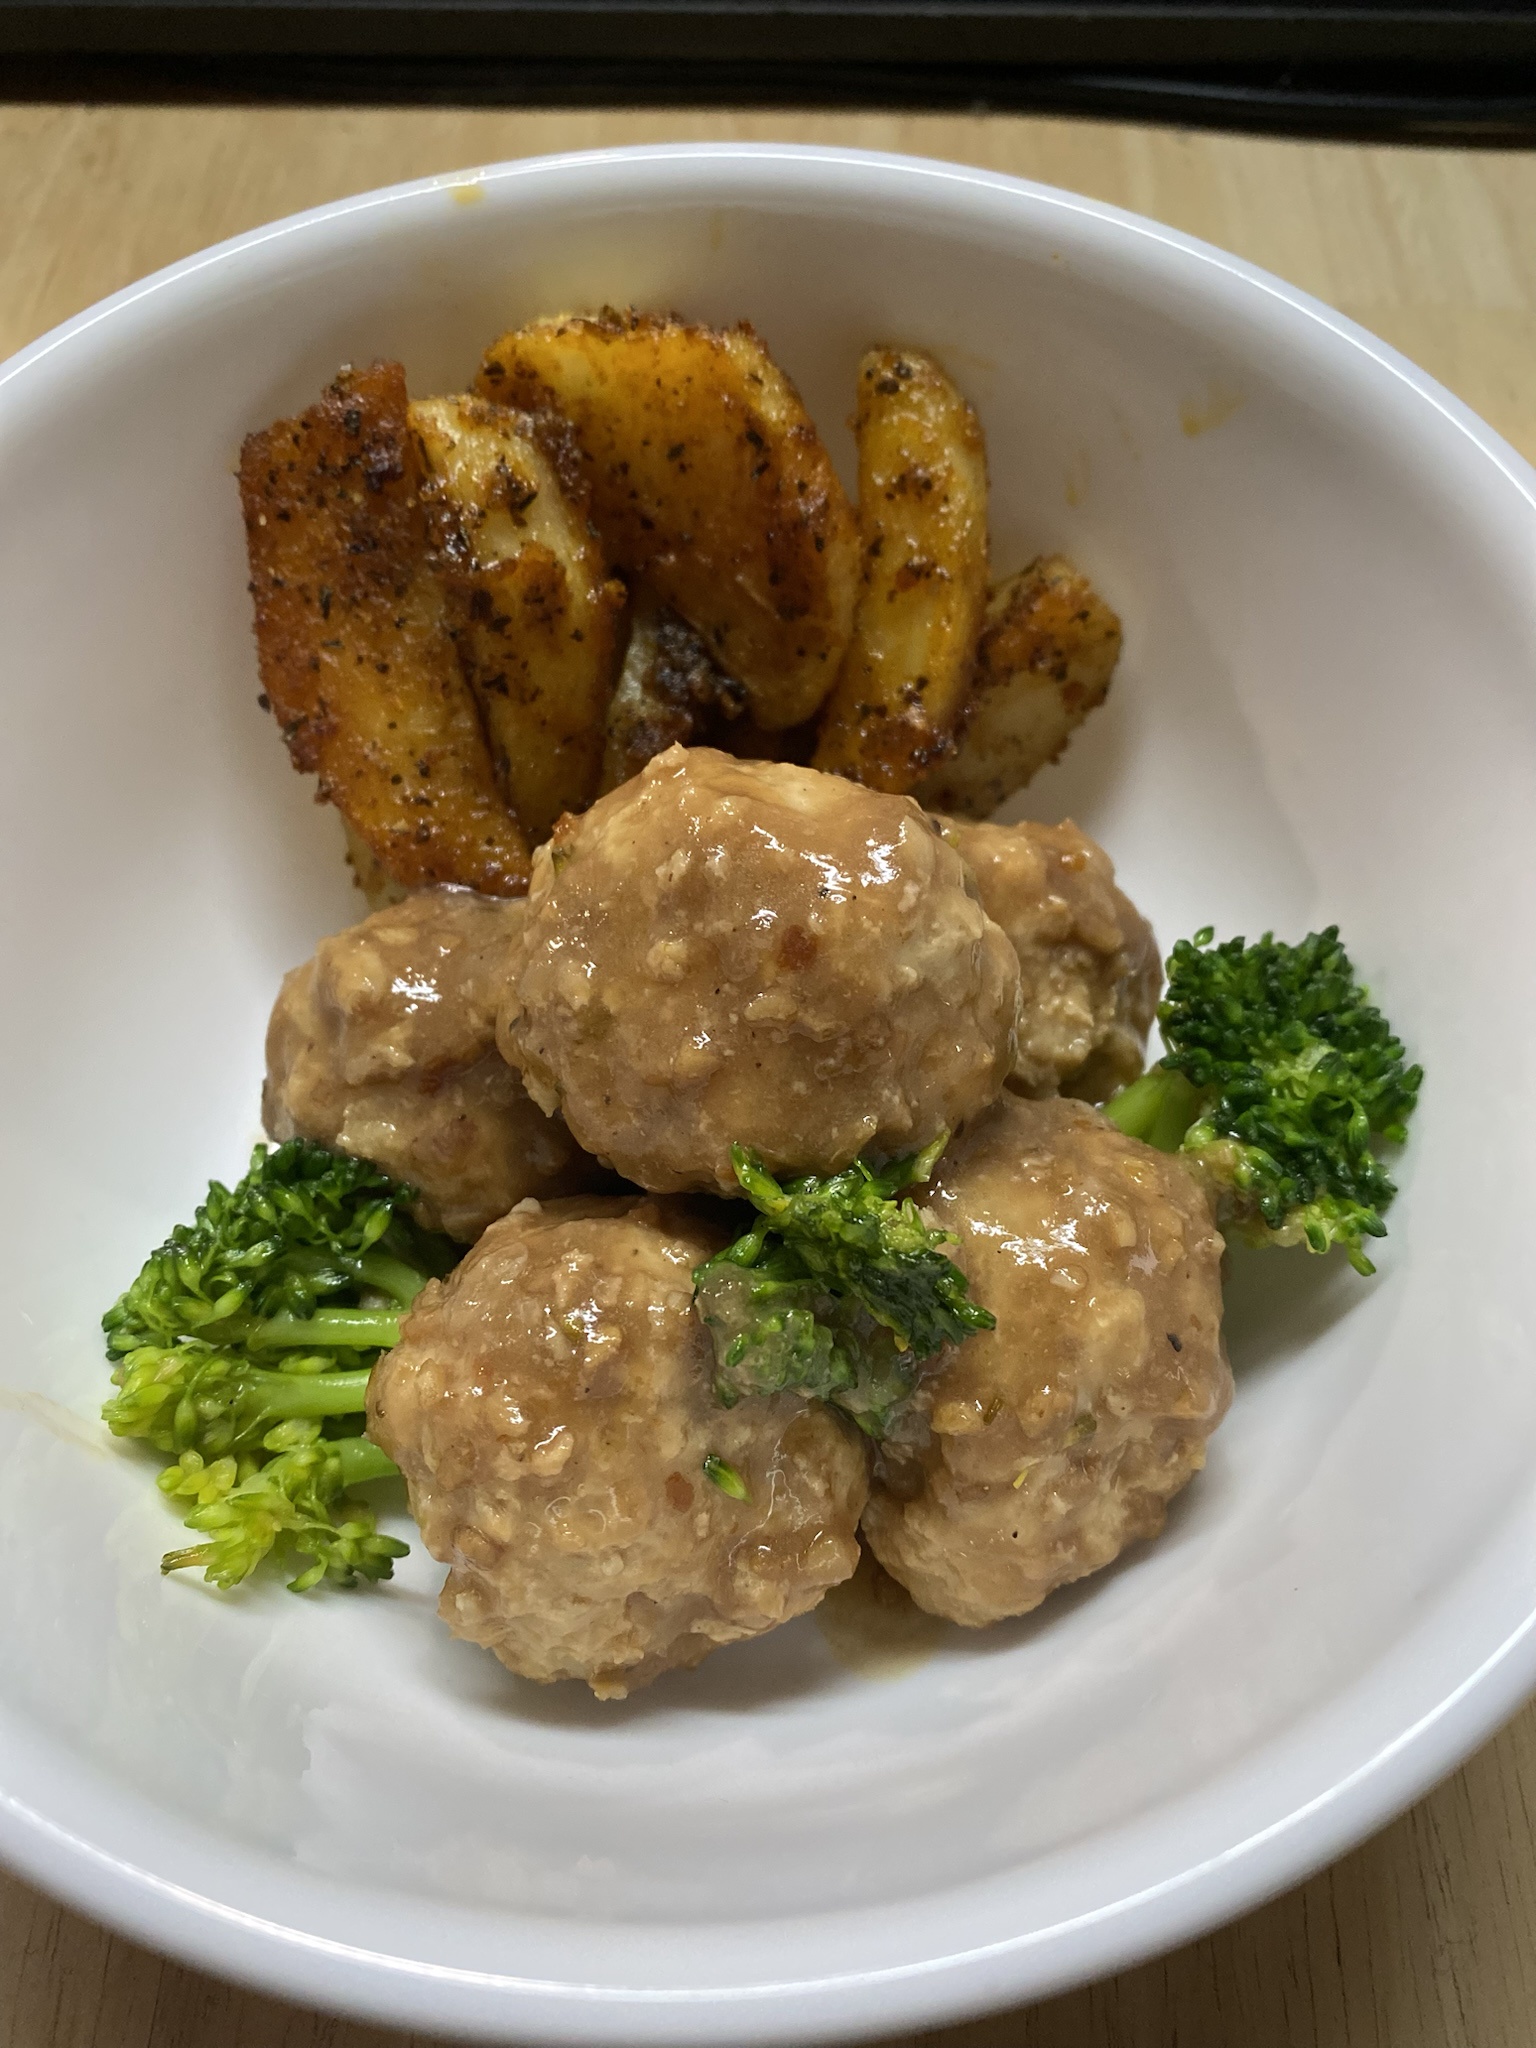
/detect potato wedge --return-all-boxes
[812,347,989,792]
[914,555,1122,817]
[239,361,529,895]
[599,603,746,794]
[476,309,858,730]
[341,819,409,911]
[410,394,625,842]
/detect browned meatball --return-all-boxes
[498,746,1020,1194]
[369,1195,869,1697]
[862,1095,1229,1626]
[264,888,599,1242]
[937,815,1159,1101]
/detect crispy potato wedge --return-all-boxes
[476,309,858,730]
[411,394,626,843]
[914,555,1122,817]
[812,347,990,792]
[599,603,746,793]
[341,819,410,911]
[239,361,529,895]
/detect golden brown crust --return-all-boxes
[475,309,859,730]
[238,361,529,895]
[813,347,990,792]
[410,394,626,843]
[915,555,1122,817]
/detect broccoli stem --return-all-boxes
[236,1365,376,1418]
[1102,1067,1202,1152]
[330,1436,399,1487]
[352,1251,434,1309]
[250,1307,404,1351]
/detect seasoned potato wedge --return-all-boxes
[914,555,1122,817]
[411,394,626,842]
[599,603,745,793]
[239,361,529,895]
[341,819,409,911]
[812,347,989,792]
[476,309,858,730]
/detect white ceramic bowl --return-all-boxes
[2,143,1535,2045]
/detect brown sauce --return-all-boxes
[815,1546,948,1678]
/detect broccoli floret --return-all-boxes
[693,1138,994,1438]
[103,1140,453,1588]
[104,1345,377,1460]
[103,1138,446,1361]
[160,1425,407,1592]
[1104,926,1422,1274]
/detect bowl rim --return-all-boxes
[3,137,1535,2047]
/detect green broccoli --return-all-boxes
[104,1139,454,1588]
[1103,926,1422,1274]
[693,1137,993,1438]
[104,1346,380,1463]
[159,1425,407,1592]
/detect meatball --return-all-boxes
[937,815,1159,1100]
[498,745,1020,1194]
[861,1094,1229,1626]
[264,887,598,1242]
[369,1195,869,1697]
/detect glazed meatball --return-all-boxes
[938,815,1159,1100]
[498,746,1020,1194]
[862,1094,1229,1626]
[369,1195,869,1697]
[264,888,598,1242]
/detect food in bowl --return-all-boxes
[858,1092,1230,1628]
[500,748,1021,1194]
[237,310,1118,891]
[263,886,602,1241]
[101,305,1421,1698]
[369,1193,869,1700]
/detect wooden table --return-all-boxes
[3,104,1535,2048]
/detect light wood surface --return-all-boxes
[3,105,1535,2048]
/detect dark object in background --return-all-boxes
[3,0,1536,139]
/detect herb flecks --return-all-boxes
[702,1454,750,1500]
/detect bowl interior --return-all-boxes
[2,148,1535,2040]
